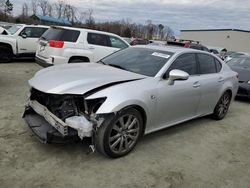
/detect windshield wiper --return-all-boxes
[107,64,127,71]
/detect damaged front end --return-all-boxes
[23,88,110,144]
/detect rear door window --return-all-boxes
[20,27,48,38]
[41,28,80,42]
[197,53,217,74]
[87,33,111,47]
[109,36,128,49]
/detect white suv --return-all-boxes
[36,26,130,67]
[0,24,49,62]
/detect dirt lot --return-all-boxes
[0,61,250,188]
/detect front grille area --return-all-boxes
[30,88,85,121]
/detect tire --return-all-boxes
[95,108,143,158]
[212,91,232,120]
[0,46,12,63]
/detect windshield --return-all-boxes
[7,25,22,35]
[227,57,250,68]
[99,47,174,77]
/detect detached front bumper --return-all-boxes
[23,108,79,144]
[23,100,81,144]
[237,83,250,98]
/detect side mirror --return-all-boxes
[168,69,189,85]
[21,33,27,38]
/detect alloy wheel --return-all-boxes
[217,93,231,118]
[108,114,140,154]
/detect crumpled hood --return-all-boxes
[29,63,147,95]
[229,66,250,82]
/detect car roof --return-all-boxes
[133,45,207,54]
[49,25,123,37]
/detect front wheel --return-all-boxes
[0,46,12,63]
[212,92,232,120]
[96,108,143,158]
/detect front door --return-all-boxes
[155,53,201,130]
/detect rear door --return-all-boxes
[17,27,48,54]
[86,32,128,62]
[196,53,224,114]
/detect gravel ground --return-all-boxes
[0,61,250,188]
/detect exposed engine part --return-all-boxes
[30,89,85,121]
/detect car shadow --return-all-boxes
[140,116,209,144]
[44,116,211,157]
[12,57,35,63]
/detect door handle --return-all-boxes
[218,77,224,82]
[193,81,201,88]
[89,46,95,50]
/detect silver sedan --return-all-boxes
[23,46,239,158]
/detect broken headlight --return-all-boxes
[84,97,107,115]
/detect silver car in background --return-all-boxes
[23,46,239,158]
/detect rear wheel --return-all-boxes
[212,91,232,120]
[96,108,143,158]
[0,46,12,63]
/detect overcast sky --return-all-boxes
[13,0,250,34]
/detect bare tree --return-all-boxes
[22,3,28,17]
[85,9,95,29]
[158,24,164,40]
[39,0,49,16]
[47,3,53,17]
[63,4,72,21]
[78,11,87,24]
[163,26,174,40]
[31,0,38,15]
[55,0,64,18]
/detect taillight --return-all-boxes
[48,40,64,48]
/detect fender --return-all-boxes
[85,78,158,131]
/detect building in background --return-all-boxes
[180,29,250,53]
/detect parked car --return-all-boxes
[23,46,238,158]
[122,37,132,44]
[35,26,130,67]
[209,49,219,55]
[130,38,150,46]
[227,56,250,98]
[167,40,210,52]
[0,24,49,62]
[148,40,166,46]
[225,52,250,62]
